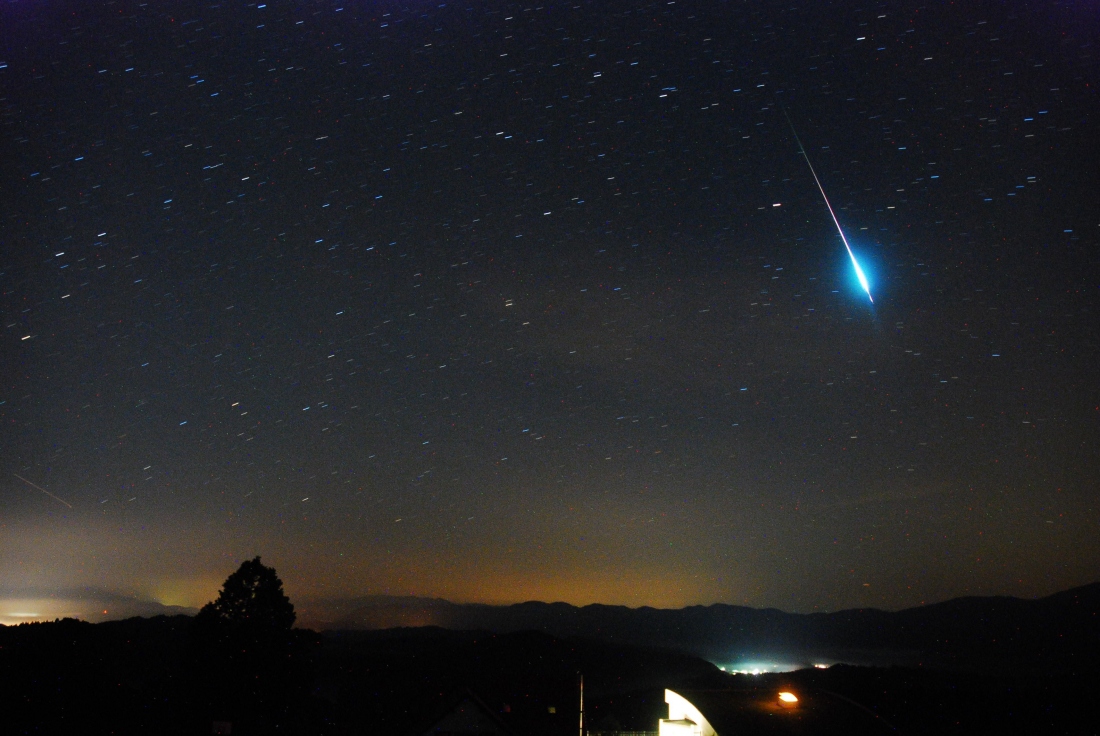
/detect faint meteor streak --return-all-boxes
[783,108,874,303]
[13,473,73,508]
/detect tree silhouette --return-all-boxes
[191,557,311,733]
[194,556,296,635]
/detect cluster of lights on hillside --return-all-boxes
[718,662,832,675]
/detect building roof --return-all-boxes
[416,689,515,736]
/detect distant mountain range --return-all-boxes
[0,587,197,626]
[298,582,1100,674]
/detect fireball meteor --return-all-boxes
[783,108,874,303]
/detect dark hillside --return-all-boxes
[0,616,196,735]
[0,616,717,735]
[314,627,720,735]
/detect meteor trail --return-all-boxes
[782,107,873,303]
[13,473,73,508]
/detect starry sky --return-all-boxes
[2,0,1098,621]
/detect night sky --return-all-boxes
[2,0,1098,622]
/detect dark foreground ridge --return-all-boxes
[2,617,1099,735]
[308,581,1100,675]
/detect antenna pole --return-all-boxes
[579,672,584,736]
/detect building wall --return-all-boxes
[658,719,702,736]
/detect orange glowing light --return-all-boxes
[778,692,798,707]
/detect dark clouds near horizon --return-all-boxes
[1,0,1098,615]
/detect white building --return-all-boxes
[658,690,715,736]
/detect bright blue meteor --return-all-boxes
[782,108,874,303]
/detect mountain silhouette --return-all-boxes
[302,582,1100,674]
